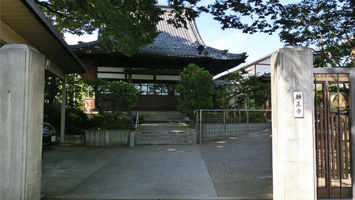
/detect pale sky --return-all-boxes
[64,0,300,78]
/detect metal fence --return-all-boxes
[195,109,272,143]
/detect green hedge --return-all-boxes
[44,104,136,135]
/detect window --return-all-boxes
[141,83,148,95]
[148,84,154,95]
[132,83,140,91]
[155,84,168,95]
[140,83,154,95]
[132,83,178,96]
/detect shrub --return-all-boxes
[132,114,145,125]
[102,112,134,129]
[108,81,139,112]
[85,79,139,114]
[44,103,136,133]
[43,103,61,133]
[44,104,90,135]
[248,111,266,123]
[89,115,106,127]
[66,108,89,129]
[176,64,214,122]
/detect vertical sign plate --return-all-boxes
[294,92,304,118]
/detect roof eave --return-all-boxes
[22,0,87,73]
[1,0,87,73]
[73,50,246,61]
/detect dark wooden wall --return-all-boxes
[135,95,178,111]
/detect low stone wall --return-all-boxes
[85,129,132,146]
[197,123,271,142]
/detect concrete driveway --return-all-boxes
[41,128,272,200]
[199,129,273,199]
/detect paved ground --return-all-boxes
[199,129,273,199]
[41,128,272,200]
[41,145,217,199]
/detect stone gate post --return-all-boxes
[0,44,45,200]
[271,46,316,199]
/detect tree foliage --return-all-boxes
[45,76,139,114]
[44,74,88,109]
[176,64,214,119]
[35,0,163,56]
[106,81,139,112]
[66,74,88,109]
[84,78,109,114]
[44,76,61,104]
[169,0,355,67]
[277,0,355,67]
[222,69,270,109]
[85,79,139,114]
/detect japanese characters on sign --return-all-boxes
[294,92,304,118]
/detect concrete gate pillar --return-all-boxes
[0,44,45,200]
[271,46,316,199]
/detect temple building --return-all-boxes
[72,5,247,112]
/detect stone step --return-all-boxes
[133,111,188,122]
[136,130,196,145]
[135,111,185,118]
[144,118,188,123]
[137,135,193,140]
[138,131,191,136]
[139,123,190,132]
[136,139,194,145]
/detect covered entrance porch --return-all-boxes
[0,0,87,199]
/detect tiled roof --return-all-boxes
[72,5,246,61]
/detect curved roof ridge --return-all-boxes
[71,40,101,48]
[71,5,247,63]
[187,18,205,46]
[205,46,246,57]
[157,4,205,47]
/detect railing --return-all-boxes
[134,112,139,145]
[135,112,140,131]
[195,109,272,144]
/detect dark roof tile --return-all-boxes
[72,6,245,61]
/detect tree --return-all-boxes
[44,76,61,103]
[277,0,355,67]
[223,69,270,109]
[168,0,355,67]
[85,79,139,114]
[106,81,139,112]
[35,0,163,56]
[66,74,88,109]
[85,78,110,114]
[44,74,88,109]
[176,64,214,121]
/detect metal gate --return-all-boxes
[314,68,355,199]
